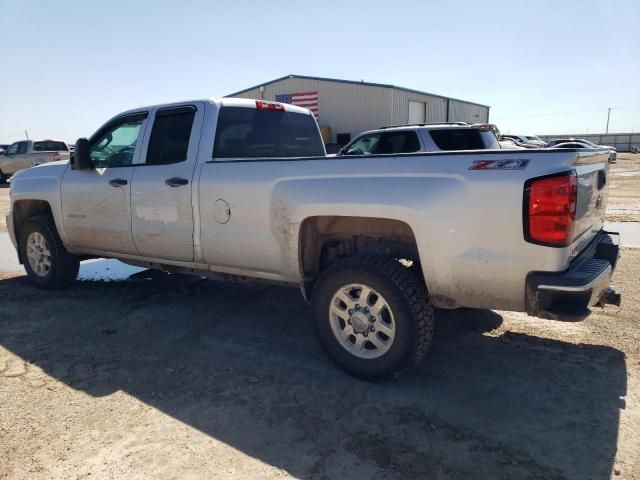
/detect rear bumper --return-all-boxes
[526,231,621,320]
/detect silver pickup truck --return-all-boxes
[6,97,621,379]
[0,139,70,183]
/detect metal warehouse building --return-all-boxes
[227,74,490,145]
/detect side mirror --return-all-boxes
[71,138,92,170]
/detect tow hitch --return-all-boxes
[597,288,621,308]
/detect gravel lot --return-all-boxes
[1,153,639,479]
[0,184,8,231]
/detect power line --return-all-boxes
[493,108,605,120]
[0,131,27,140]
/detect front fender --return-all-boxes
[9,164,71,250]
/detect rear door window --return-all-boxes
[146,107,195,165]
[375,131,421,154]
[430,129,498,150]
[213,107,324,159]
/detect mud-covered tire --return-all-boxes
[19,215,79,289]
[311,256,434,380]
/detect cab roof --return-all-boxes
[115,97,313,118]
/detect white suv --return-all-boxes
[337,123,500,156]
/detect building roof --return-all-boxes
[226,74,490,109]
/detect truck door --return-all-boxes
[61,112,148,254]
[130,104,202,262]
[14,141,30,171]
[3,141,28,174]
[3,142,21,174]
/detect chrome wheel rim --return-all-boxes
[329,283,396,359]
[26,232,52,277]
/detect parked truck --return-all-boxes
[6,98,621,379]
[0,139,70,183]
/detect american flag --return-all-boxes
[275,91,319,119]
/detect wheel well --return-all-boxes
[13,200,53,227]
[12,200,54,261]
[298,216,420,295]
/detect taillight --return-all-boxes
[255,100,285,111]
[524,172,577,247]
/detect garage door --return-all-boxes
[408,101,426,123]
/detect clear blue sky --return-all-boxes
[1,0,638,143]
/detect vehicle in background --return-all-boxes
[0,139,70,183]
[550,142,593,149]
[502,134,545,148]
[547,138,616,150]
[0,144,10,155]
[498,137,525,149]
[550,141,617,163]
[6,97,621,379]
[337,122,500,156]
[524,135,547,146]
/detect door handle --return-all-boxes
[165,177,189,187]
[109,178,128,187]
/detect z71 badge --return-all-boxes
[469,159,530,170]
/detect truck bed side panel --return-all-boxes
[197,150,589,311]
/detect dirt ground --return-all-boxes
[1,153,640,479]
[0,184,8,231]
[0,252,638,479]
[607,153,640,222]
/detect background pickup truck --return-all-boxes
[6,98,621,379]
[0,139,70,183]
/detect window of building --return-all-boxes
[336,133,351,146]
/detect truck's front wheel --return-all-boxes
[19,216,79,288]
[311,256,434,380]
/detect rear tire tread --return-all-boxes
[312,255,434,379]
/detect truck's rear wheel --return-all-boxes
[0,170,7,184]
[19,216,79,288]
[311,256,434,380]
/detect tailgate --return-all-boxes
[569,150,612,258]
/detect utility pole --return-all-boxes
[24,130,29,140]
[605,107,612,134]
